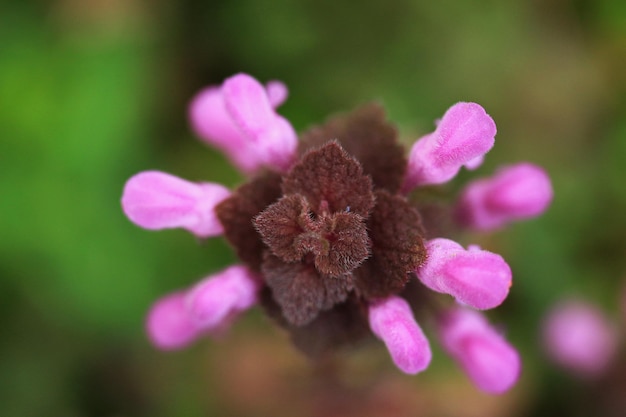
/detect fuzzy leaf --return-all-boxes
[299,103,407,193]
[282,142,374,217]
[216,172,282,271]
[354,190,427,298]
[262,253,353,326]
[254,194,313,262]
[314,212,371,276]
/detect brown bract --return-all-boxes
[216,172,282,271]
[216,105,427,355]
[299,103,407,193]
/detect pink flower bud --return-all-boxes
[368,296,432,374]
[146,292,201,350]
[437,307,521,394]
[403,102,496,191]
[455,163,553,230]
[189,73,297,173]
[416,239,512,310]
[543,300,618,378]
[121,171,230,238]
[186,265,261,329]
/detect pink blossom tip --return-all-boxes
[542,300,618,378]
[368,296,432,374]
[189,73,297,173]
[455,163,553,230]
[146,292,201,350]
[403,102,496,191]
[416,238,512,310]
[185,265,261,329]
[121,171,231,238]
[438,307,521,394]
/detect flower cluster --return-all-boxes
[122,73,553,394]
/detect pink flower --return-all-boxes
[122,171,230,238]
[189,73,297,173]
[186,265,261,328]
[146,265,260,349]
[403,102,496,191]
[543,300,618,377]
[437,307,521,394]
[368,296,432,374]
[455,163,553,230]
[416,238,512,310]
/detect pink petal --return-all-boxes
[185,265,261,329]
[368,296,432,374]
[403,102,496,191]
[543,300,618,378]
[456,163,553,230]
[416,238,512,310]
[189,87,264,173]
[146,292,201,350]
[223,74,278,140]
[438,307,521,394]
[121,171,230,238]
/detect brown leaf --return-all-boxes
[282,142,375,217]
[314,212,371,276]
[262,253,354,326]
[354,190,427,298]
[254,194,314,262]
[299,103,407,193]
[216,172,282,271]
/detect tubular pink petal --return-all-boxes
[223,73,278,139]
[542,300,618,377]
[266,80,289,108]
[189,87,243,150]
[259,114,298,171]
[438,307,521,394]
[146,292,201,350]
[368,296,432,374]
[416,238,512,310]
[456,163,553,230]
[403,102,496,191]
[223,74,297,172]
[121,171,231,238]
[186,265,261,329]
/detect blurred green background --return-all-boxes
[1,0,625,416]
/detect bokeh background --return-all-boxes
[1,0,625,416]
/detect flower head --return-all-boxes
[122,73,553,394]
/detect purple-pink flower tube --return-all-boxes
[368,296,432,374]
[416,238,512,310]
[437,307,521,394]
[455,163,553,231]
[403,102,496,191]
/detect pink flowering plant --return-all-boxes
[121,73,553,394]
